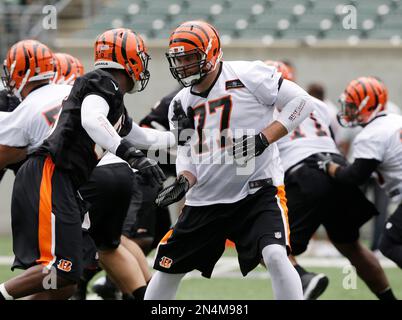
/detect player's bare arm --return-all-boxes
[0,145,26,170]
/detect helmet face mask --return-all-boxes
[166,21,222,88]
[337,95,360,127]
[166,48,207,87]
[128,50,150,93]
[2,61,15,95]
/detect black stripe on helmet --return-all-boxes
[182,22,210,44]
[65,56,72,76]
[132,31,142,52]
[22,43,30,74]
[357,80,368,100]
[367,80,379,107]
[169,38,199,48]
[33,42,39,68]
[121,30,128,61]
[171,30,205,50]
[350,85,363,102]
[112,30,118,62]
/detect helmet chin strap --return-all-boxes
[364,103,383,124]
[13,69,31,101]
[182,73,203,87]
[128,76,140,93]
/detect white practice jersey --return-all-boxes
[0,84,71,154]
[352,113,402,202]
[169,61,286,206]
[277,97,340,172]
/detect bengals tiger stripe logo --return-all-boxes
[57,259,72,272]
[159,256,173,269]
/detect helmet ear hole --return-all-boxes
[129,58,137,65]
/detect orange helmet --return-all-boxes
[54,52,85,85]
[264,60,294,81]
[2,39,55,99]
[94,28,150,93]
[338,76,387,127]
[166,20,223,87]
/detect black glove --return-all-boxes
[0,89,20,112]
[116,139,166,187]
[232,132,270,164]
[155,175,190,207]
[171,100,195,146]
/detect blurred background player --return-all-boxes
[317,76,402,280]
[0,39,75,299]
[53,52,85,85]
[307,81,399,255]
[273,67,395,301]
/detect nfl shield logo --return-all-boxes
[274,232,282,239]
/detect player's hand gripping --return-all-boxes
[116,139,166,187]
[171,99,195,146]
[155,175,190,207]
[231,132,270,164]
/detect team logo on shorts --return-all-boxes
[159,256,173,269]
[57,259,72,272]
[274,232,282,239]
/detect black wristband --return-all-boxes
[258,132,270,148]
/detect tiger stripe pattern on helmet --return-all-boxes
[54,52,85,85]
[166,20,223,87]
[2,39,55,99]
[94,28,150,93]
[338,76,387,127]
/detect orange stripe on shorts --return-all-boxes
[36,156,56,267]
[276,185,291,247]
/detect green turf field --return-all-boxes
[0,236,12,256]
[0,265,400,300]
[1,236,401,300]
[176,267,402,300]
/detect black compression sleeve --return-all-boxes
[334,158,380,185]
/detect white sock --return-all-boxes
[144,271,185,300]
[0,283,14,300]
[262,244,303,300]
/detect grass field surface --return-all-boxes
[0,235,401,300]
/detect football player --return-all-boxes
[144,20,318,300]
[317,77,402,274]
[0,29,186,300]
[275,74,396,300]
[0,40,70,172]
[91,88,182,299]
